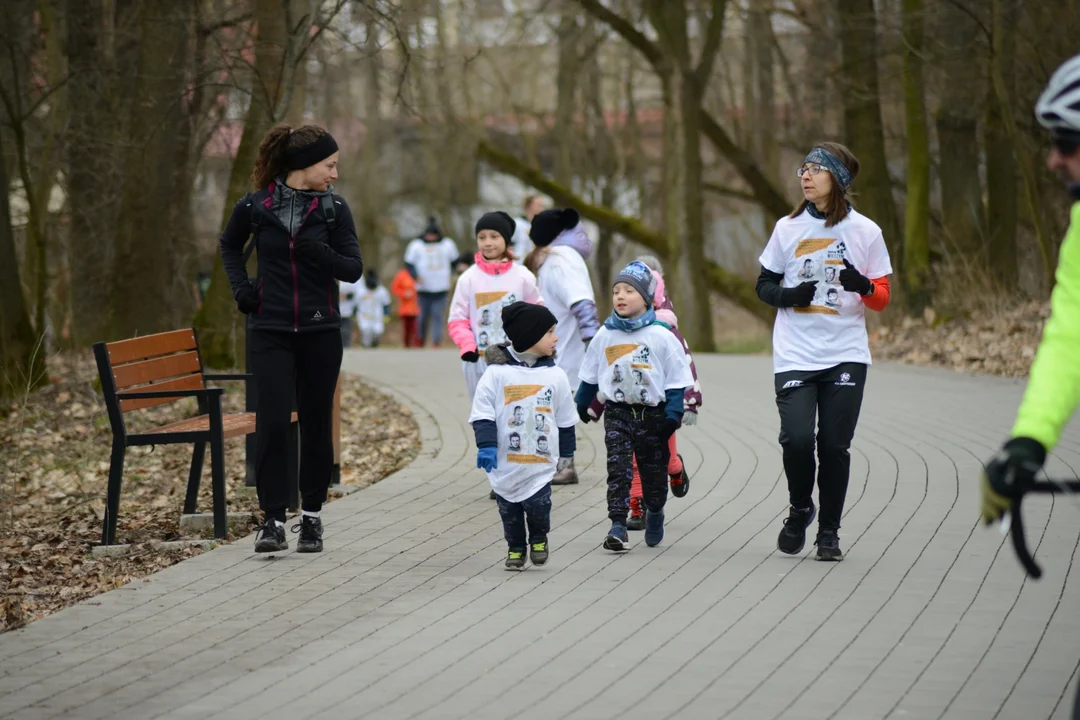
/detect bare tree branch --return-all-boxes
[695,0,729,86]
[574,0,664,71]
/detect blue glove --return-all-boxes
[477,446,498,472]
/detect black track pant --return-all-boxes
[774,362,867,532]
[250,329,343,522]
[605,403,670,522]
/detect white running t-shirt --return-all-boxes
[758,208,893,374]
[578,323,693,406]
[404,237,460,293]
[469,363,577,502]
[536,245,595,390]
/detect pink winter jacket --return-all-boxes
[447,253,543,355]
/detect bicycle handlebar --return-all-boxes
[1009,479,1080,579]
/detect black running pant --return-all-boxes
[774,362,867,532]
[605,403,670,522]
[250,329,343,522]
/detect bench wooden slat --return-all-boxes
[112,351,203,390]
[107,329,197,365]
[140,412,257,440]
[119,374,205,412]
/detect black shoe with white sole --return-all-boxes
[254,522,288,553]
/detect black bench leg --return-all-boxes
[208,399,228,540]
[184,441,206,515]
[102,439,125,545]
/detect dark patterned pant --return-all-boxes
[605,404,670,522]
[495,483,552,550]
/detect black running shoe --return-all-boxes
[505,547,526,570]
[777,501,816,555]
[292,516,323,553]
[254,522,288,553]
[530,539,549,566]
[815,529,844,562]
[669,455,690,498]
[490,489,497,500]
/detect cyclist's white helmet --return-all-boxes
[1036,53,1080,135]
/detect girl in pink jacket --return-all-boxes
[448,212,543,399]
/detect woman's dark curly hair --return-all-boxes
[250,124,331,189]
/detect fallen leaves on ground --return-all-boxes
[0,353,419,631]
[870,301,1048,378]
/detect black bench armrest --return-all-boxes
[203,373,253,382]
[116,388,225,400]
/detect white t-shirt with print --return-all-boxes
[449,263,541,352]
[758,208,893,374]
[512,217,533,265]
[579,324,694,406]
[469,363,577,502]
[537,245,595,390]
[404,237,460,293]
[356,285,390,326]
[338,280,362,317]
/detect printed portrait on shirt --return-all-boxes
[632,369,647,387]
[502,383,558,465]
[639,388,650,404]
[824,266,838,285]
[534,412,548,433]
[797,257,816,280]
[611,365,624,383]
[613,389,625,403]
[536,435,550,456]
[509,405,525,427]
[508,432,522,451]
[478,330,490,349]
[479,309,492,327]
[825,287,842,309]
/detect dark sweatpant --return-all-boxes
[250,329,343,522]
[774,362,867,532]
[496,483,552,550]
[605,403,670,523]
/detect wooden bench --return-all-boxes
[93,328,296,545]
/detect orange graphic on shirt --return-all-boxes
[793,306,841,316]
[605,344,638,365]
[503,385,544,405]
[507,453,553,465]
[475,291,508,308]
[795,238,835,258]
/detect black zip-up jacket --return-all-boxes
[221,181,364,333]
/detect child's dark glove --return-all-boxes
[461,350,480,363]
[577,404,591,424]
[661,417,680,439]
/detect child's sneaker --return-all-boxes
[530,539,549,565]
[505,547,526,570]
[644,510,665,547]
[603,521,629,552]
[626,497,646,531]
[669,454,690,498]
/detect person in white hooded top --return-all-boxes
[524,207,601,392]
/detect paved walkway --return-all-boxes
[1,351,1079,720]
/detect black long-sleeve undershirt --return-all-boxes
[756,266,790,309]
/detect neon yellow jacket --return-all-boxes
[1013,202,1080,450]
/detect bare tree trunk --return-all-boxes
[66,0,114,346]
[0,125,45,399]
[837,0,902,263]
[749,0,777,184]
[934,0,986,267]
[108,3,194,339]
[901,0,930,311]
[985,0,1017,291]
[358,12,384,274]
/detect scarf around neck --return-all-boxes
[604,308,656,333]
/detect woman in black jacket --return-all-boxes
[220,124,363,554]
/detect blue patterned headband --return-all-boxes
[804,147,853,193]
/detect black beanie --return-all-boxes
[423,217,441,239]
[529,208,580,247]
[502,302,557,353]
[474,211,516,246]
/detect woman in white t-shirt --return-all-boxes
[403,218,460,347]
[756,142,893,563]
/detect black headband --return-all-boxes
[285,133,339,170]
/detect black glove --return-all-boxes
[980,437,1046,525]
[294,238,333,272]
[577,404,591,424]
[661,417,680,440]
[235,286,259,314]
[461,350,480,363]
[839,259,873,296]
[781,281,817,308]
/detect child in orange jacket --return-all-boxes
[391,266,421,348]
